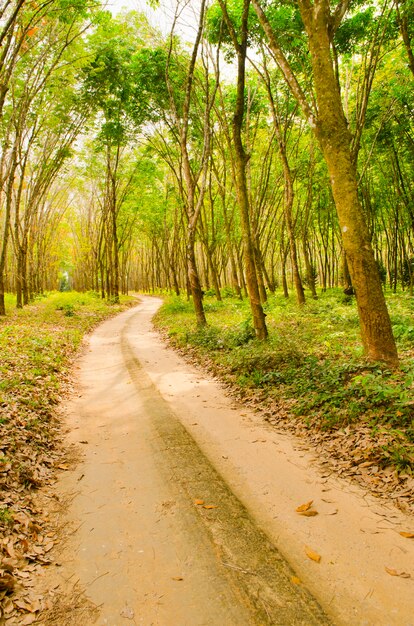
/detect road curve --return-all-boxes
[43,296,414,626]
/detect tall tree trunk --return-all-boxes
[260,61,305,304]
[252,0,398,365]
[305,8,397,363]
[220,0,267,338]
[0,146,17,315]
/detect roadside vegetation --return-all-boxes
[0,292,135,621]
[154,290,414,510]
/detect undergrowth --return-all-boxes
[154,289,414,473]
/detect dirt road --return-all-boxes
[42,297,414,625]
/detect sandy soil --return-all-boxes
[37,296,414,625]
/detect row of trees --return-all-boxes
[0,0,413,365]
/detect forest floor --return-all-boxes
[1,294,414,625]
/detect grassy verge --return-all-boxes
[154,289,414,508]
[0,291,136,619]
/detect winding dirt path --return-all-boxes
[40,296,414,625]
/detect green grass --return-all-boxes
[0,291,136,488]
[154,289,414,473]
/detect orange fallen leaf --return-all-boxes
[203,505,218,509]
[399,532,414,539]
[385,567,398,576]
[291,576,301,585]
[305,546,321,563]
[0,573,15,592]
[194,499,204,505]
[296,500,313,513]
[385,567,411,578]
[20,615,37,625]
[299,510,318,517]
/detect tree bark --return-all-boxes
[252,0,398,365]
[219,0,267,338]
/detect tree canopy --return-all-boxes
[0,0,413,364]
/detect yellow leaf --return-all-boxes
[305,546,321,563]
[172,576,183,581]
[203,504,218,509]
[291,576,301,585]
[194,499,204,505]
[385,566,411,578]
[385,567,398,576]
[399,532,414,539]
[299,510,318,517]
[296,500,313,513]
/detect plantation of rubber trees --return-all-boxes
[0,0,413,364]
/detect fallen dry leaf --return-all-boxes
[20,614,37,625]
[326,509,339,516]
[172,576,184,581]
[194,499,204,505]
[0,572,15,591]
[203,505,218,510]
[291,576,301,585]
[385,567,411,578]
[120,605,135,619]
[305,546,321,563]
[399,532,414,539]
[296,500,313,513]
[298,510,318,517]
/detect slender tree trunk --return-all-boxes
[281,253,289,298]
[222,205,242,299]
[396,0,414,77]
[187,226,206,325]
[208,249,222,301]
[0,147,17,315]
[261,64,305,304]
[220,0,267,338]
[303,240,318,298]
[285,181,305,305]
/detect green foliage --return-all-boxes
[55,301,75,316]
[0,506,13,526]
[0,291,135,428]
[155,290,414,471]
[81,12,161,145]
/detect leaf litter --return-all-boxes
[185,346,414,516]
[0,296,135,623]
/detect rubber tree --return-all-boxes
[163,0,217,326]
[215,0,268,339]
[253,55,305,305]
[395,0,414,77]
[0,0,92,314]
[251,0,398,365]
[80,12,156,301]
